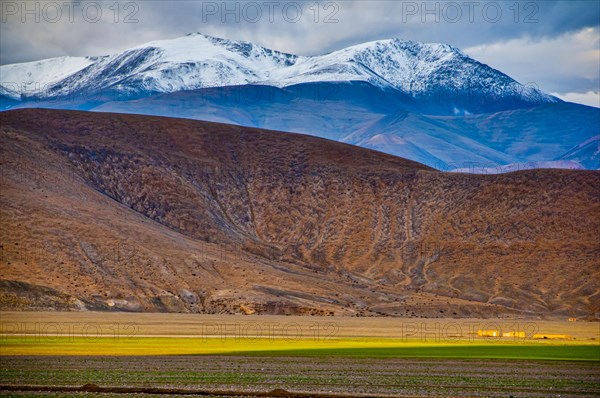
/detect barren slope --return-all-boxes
[1,109,598,318]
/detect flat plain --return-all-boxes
[1,312,599,397]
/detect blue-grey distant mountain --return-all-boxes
[89,86,598,170]
[2,33,598,170]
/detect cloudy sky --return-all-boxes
[1,0,599,106]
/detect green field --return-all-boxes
[1,352,599,398]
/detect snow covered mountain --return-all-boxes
[1,33,556,114]
[1,34,296,99]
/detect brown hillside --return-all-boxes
[1,109,598,318]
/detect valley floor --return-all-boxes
[0,312,598,397]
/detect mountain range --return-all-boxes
[1,109,599,318]
[2,33,598,170]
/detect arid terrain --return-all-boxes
[0,109,599,318]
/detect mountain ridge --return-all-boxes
[88,85,599,170]
[1,109,598,318]
[1,33,557,110]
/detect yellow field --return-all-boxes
[1,312,598,360]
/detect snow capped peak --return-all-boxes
[330,38,464,63]
[1,56,95,98]
[1,33,557,108]
[128,32,297,65]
